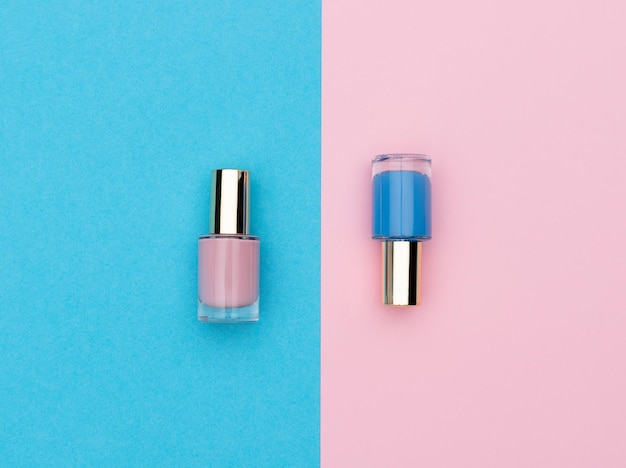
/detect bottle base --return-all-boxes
[197,299,259,323]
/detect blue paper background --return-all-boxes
[0,2,320,466]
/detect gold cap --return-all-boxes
[209,169,249,235]
[382,241,422,306]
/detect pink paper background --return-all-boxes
[322,1,626,466]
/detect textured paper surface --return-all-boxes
[322,1,626,466]
[0,2,320,466]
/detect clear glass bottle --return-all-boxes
[198,169,260,322]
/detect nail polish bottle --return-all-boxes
[372,154,432,306]
[198,169,260,322]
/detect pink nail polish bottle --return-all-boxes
[198,169,260,323]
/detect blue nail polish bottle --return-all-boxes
[372,154,432,305]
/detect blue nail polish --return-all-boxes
[372,154,432,306]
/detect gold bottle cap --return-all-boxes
[382,241,422,306]
[209,169,249,235]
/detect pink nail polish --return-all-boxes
[198,169,260,323]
